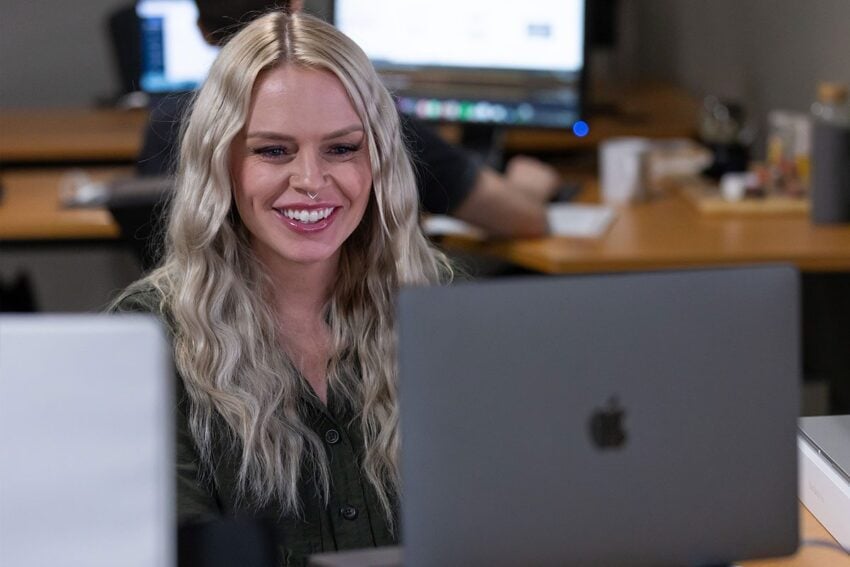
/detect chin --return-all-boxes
[277,243,341,266]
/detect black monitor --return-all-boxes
[333,0,587,133]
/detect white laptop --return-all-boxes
[0,314,173,567]
[395,266,800,566]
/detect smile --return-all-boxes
[277,207,334,224]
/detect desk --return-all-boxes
[4,172,850,275]
[0,168,125,240]
[445,181,850,274]
[0,108,147,164]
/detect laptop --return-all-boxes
[799,415,850,483]
[396,266,800,566]
[0,314,173,567]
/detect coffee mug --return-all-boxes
[599,137,652,205]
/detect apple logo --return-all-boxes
[589,396,627,449]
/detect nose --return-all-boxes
[289,149,325,194]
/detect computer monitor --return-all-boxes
[136,0,219,93]
[333,0,586,131]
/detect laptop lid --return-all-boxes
[799,414,850,481]
[398,266,800,566]
[0,314,173,567]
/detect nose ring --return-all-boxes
[307,191,318,201]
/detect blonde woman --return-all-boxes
[113,10,450,565]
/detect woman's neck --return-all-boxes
[259,251,339,404]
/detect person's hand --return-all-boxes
[504,155,561,203]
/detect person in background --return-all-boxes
[138,0,561,238]
[115,10,450,565]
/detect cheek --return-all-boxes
[232,160,276,206]
[340,161,373,205]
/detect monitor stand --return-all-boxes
[460,124,506,170]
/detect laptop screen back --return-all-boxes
[397,266,800,566]
[0,314,173,567]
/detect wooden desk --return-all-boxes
[4,171,850,275]
[0,108,147,164]
[0,169,125,240]
[446,181,850,274]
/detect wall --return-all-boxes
[0,0,130,107]
[632,0,850,149]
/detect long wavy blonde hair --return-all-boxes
[117,11,451,524]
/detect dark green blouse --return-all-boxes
[112,287,397,566]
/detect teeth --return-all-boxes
[280,207,333,224]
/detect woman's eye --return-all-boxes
[328,144,360,156]
[252,146,288,159]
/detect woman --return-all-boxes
[113,10,450,565]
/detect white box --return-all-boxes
[798,434,850,549]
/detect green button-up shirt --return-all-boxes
[112,287,397,566]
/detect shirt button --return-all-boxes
[340,505,358,521]
[325,429,340,445]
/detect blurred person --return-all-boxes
[138,0,561,238]
[114,11,450,565]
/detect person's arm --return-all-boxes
[452,166,551,237]
[403,115,558,238]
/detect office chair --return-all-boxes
[104,176,173,271]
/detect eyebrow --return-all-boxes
[245,124,365,141]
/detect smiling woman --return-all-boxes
[110,10,451,566]
[231,65,373,269]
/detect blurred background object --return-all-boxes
[810,82,850,224]
[698,96,751,180]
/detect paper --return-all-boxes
[423,204,617,239]
[546,203,617,238]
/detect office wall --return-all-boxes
[633,0,850,146]
[0,0,130,107]
[0,0,332,108]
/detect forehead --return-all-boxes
[244,65,363,133]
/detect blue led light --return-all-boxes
[572,120,590,137]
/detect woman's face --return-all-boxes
[230,65,372,270]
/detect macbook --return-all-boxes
[799,414,850,482]
[397,266,800,566]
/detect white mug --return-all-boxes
[599,137,652,205]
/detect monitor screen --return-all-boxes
[334,0,586,129]
[136,0,219,93]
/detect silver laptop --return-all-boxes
[0,314,173,567]
[397,266,800,566]
[799,414,850,482]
